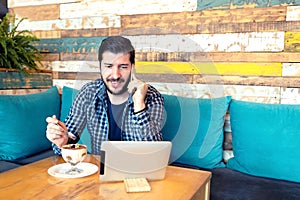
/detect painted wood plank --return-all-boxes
[150,83,280,103]
[33,30,61,39]
[197,21,300,34]
[196,0,300,11]
[0,71,52,89]
[0,89,48,95]
[49,60,281,76]
[60,0,197,19]
[16,16,120,31]
[8,0,80,8]
[10,4,60,21]
[122,7,286,31]
[282,63,300,76]
[51,61,99,72]
[54,52,300,63]
[135,62,282,76]
[60,28,121,38]
[286,5,300,21]
[35,32,284,53]
[285,31,300,52]
[280,88,300,104]
[193,75,300,88]
[136,52,300,62]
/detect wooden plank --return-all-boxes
[60,0,197,19]
[135,62,282,76]
[0,89,48,95]
[150,83,281,103]
[61,28,120,38]
[280,88,300,104]
[0,71,52,89]
[41,53,60,62]
[33,30,61,39]
[9,4,60,21]
[287,5,300,21]
[136,52,300,62]
[121,7,287,31]
[35,32,284,53]
[282,63,300,76]
[49,60,281,76]
[8,0,80,8]
[197,21,300,34]
[57,52,300,62]
[285,31,300,52]
[16,16,120,31]
[196,0,300,10]
[193,75,300,88]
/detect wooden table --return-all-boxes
[0,155,211,200]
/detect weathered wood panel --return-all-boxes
[10,4,60,21]
[0,89,48,95]
[122,7,286,31]
[281,88,300,104]
[282,63,300,76]
[8,0,80,8]
[137,52,300,62]
[49,60,281,76]
[196,0,300,10]
[52,72,300,88]
[60,0,197,19]
[285,31,300,51]
[0,70,52,89]
[34,32,284,53]
[16,16,120,31]
[286,5,300,21]
[33,30,61,39]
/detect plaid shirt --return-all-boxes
[52,79,164,155]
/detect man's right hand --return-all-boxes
[46,115,68,148]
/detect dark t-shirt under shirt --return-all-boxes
[107,99,126,141]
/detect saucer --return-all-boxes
[48,162,98,178]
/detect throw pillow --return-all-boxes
[0,87,60,161]
[227,100,300,183]
[61,86,91,152]
[162,94,231,169]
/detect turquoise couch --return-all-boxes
[1,86,300,199]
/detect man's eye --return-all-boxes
[104,65,112,68]
[120,65,128,69]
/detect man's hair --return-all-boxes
[98,36,135,64]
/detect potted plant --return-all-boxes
[0,13,42,74]
[0,13,52,90]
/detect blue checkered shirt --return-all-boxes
[52,79,164,155]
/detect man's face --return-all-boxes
[100,51,132,95]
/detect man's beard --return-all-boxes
[101,75,130,95]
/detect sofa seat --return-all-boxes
[210,168,300,200]
[0,161,21,173]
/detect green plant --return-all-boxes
[0,13,42,74]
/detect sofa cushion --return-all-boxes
[0,161,21,173]
[61,86,91,152]
[162,95,231,169]
[210,168,300,200]
[227,100,300,183]
[0,87,60,161]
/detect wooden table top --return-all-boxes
[0,155,211,200]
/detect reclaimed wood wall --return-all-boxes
[6,0,300,104]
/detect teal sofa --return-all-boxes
[1,86,300,200]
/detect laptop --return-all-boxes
[99,141,172,182]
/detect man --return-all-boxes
[46,36,164,155]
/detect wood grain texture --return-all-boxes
[196,0,300,10]
[8,0,80,8]
[9,4,60,21]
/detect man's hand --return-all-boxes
[46,115,68,148]
[127,66,148,112]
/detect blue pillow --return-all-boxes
[0,87,60,161]
[162,95,231,169]
[227,100,300,183]
[61,86,91,152]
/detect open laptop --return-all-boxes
[99,141,172,182]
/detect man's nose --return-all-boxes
[111,67,121,78]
